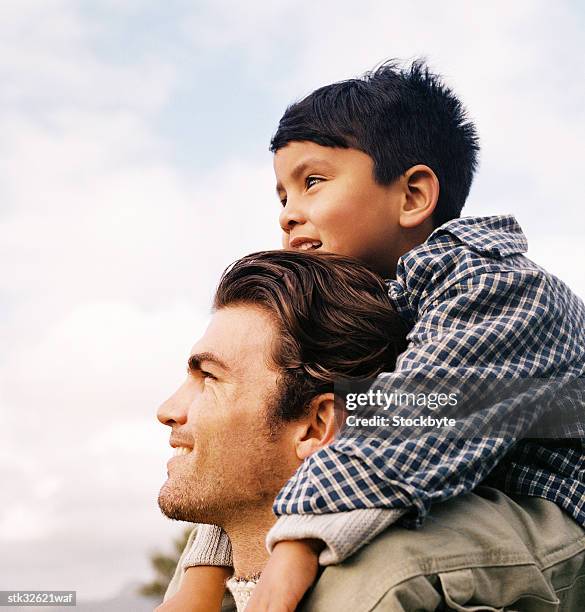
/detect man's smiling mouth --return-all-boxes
[173,446,192,457]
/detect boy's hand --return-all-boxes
[245,539,323,612]
[154,565,231,612]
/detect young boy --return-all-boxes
[161,60,585,610]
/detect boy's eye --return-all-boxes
[305,176,323,189]
[278,176,322,206]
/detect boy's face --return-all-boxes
[274,141,405,277]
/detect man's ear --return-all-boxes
[399,164,439,229]
[295,393,339,461]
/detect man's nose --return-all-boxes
[279,196,306,233]
[157,383,189,427]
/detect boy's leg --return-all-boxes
[303,486,585,611]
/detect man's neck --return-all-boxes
[223,504,277,578]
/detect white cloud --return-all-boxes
[0,0,175,113]
[0,504,54,542]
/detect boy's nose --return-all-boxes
[279,197,306,232]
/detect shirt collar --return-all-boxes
[387,215,529,322]
[427,214,528,258]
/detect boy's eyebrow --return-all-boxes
[275,157,334,193]
[187,351,230,373]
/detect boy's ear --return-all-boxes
[399,164,439,229]
[294,393,340,460]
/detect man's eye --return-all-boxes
[305,176,323,189]
[279,196,287,207]
[188,367,216,382]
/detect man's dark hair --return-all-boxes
[213,250,409,424]
[270,59,480,227]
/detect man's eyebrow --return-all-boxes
[187,352,230,373]
[275,157,334,194]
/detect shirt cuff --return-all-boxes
[182,523,233,569]
[265,508,406,566]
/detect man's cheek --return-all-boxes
[216,414,255,454]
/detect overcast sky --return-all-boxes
[1,0,584,601]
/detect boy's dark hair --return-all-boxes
[270,59,480,227]
[213,250,409,424]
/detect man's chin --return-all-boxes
[158,483,194,522]
[157,482,217,524]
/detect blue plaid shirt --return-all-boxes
[273,216,585,531]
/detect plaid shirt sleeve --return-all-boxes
[269,216,585,561]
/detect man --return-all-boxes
[157,251,585,611]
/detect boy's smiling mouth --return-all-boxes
[289,236,323,251]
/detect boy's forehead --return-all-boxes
[274,140,337,167]
[273,141,340,188]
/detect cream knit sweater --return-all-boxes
[225,575,259,612]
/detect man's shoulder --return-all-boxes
[299,487,585,612]
[298,525,412,612]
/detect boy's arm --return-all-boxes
[246,510,405,612]
[261,266,582,604]
[266,508,405,565]
[247,266,581,610]
[160,524,233,611]
[156,566,231,612]
[270,269,565,547]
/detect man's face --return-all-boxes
[157,305,298,526]
[274,141,404,277]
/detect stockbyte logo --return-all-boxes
[346,414,458,428]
